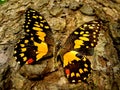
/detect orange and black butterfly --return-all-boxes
[14,8,102,83]
[59,20,102,83]
[14,8,54,65]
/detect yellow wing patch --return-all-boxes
[34,42,48,61]
[63,51,80,67]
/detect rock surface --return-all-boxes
[0,0,120,90]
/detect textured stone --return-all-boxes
[112,0,120,3]
[0,50,8,66]
[0,0,120,90]
[49,5,62,16]
[80,4,95,15]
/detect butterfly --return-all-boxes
[14,8,54,65]
[59,20,102,83]
[14,8,102,83]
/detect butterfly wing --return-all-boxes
[63,51,91,83]
[14,8,54,65]
[60,20,102,83]
[63,20,102,52]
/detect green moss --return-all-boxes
[0,0,7,4]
